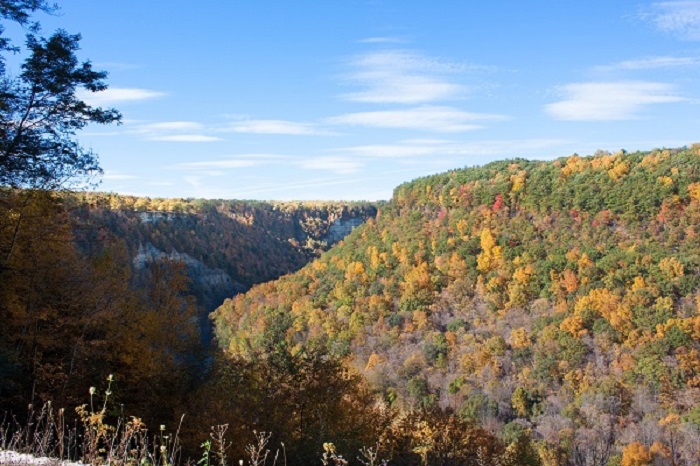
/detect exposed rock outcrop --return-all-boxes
[133,242,244,292]
[325,217,364,244]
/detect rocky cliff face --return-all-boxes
[138,211,174,224]
[133,242,243,291]
[132,242,245,345]
[326,217,364,244]
[72,196,378,306]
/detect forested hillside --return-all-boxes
[70,194,377,309]
[213,146,700,465]
[0,190,375,432]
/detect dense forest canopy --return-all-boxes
[213,145,700,465]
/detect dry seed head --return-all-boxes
[323,443,336,454]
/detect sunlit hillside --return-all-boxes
[214,146,700,464]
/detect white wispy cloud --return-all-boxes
[401,138,454,145]
[178,159,262,169]
[183,176,205,189]
[598,55,700,70]
[149,134,223,142]
[358,37,407,44]
[546,81,684,121]
[298,156,364,174]
[643,1,700,40]
[175,154,285,170]
[102,171,137,181]
[142,121,204,131]
[342,50,471,103]
[194,170,227,176]
[225,119,323,135]
[79,87,166,106]
[128,121,222,142]
[337,138,570,159]
[79,131,122,137]
[338,144,442,158]
[444,138,572,156]
[328,106,504,132]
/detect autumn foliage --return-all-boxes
[215,146,700,465]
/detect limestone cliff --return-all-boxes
[72,195,378,301]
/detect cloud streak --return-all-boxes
[342,50,471,104]
[358,37,407,44]
[338,143,442,158]
[128,120,222,142]
[596,55,700,72]
[225,119,324,135]
[141,121,204,131]
[643,1,700,40]
[175,154,286,170]
[298,156,364,174]
[103,171,137,181]
[328,106,504,132]
[337,138,569,159]
[546,81,684,121]
[79,87,166,106]
[149,134,223,142]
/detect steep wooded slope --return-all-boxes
[70,195,377,306]
[213,146,700,461]
[72,195,378,283]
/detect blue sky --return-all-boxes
[22,1,700,200]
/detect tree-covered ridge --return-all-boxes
[69,193,378,288]
[213,145,700,464]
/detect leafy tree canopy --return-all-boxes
[0,0,120,190]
